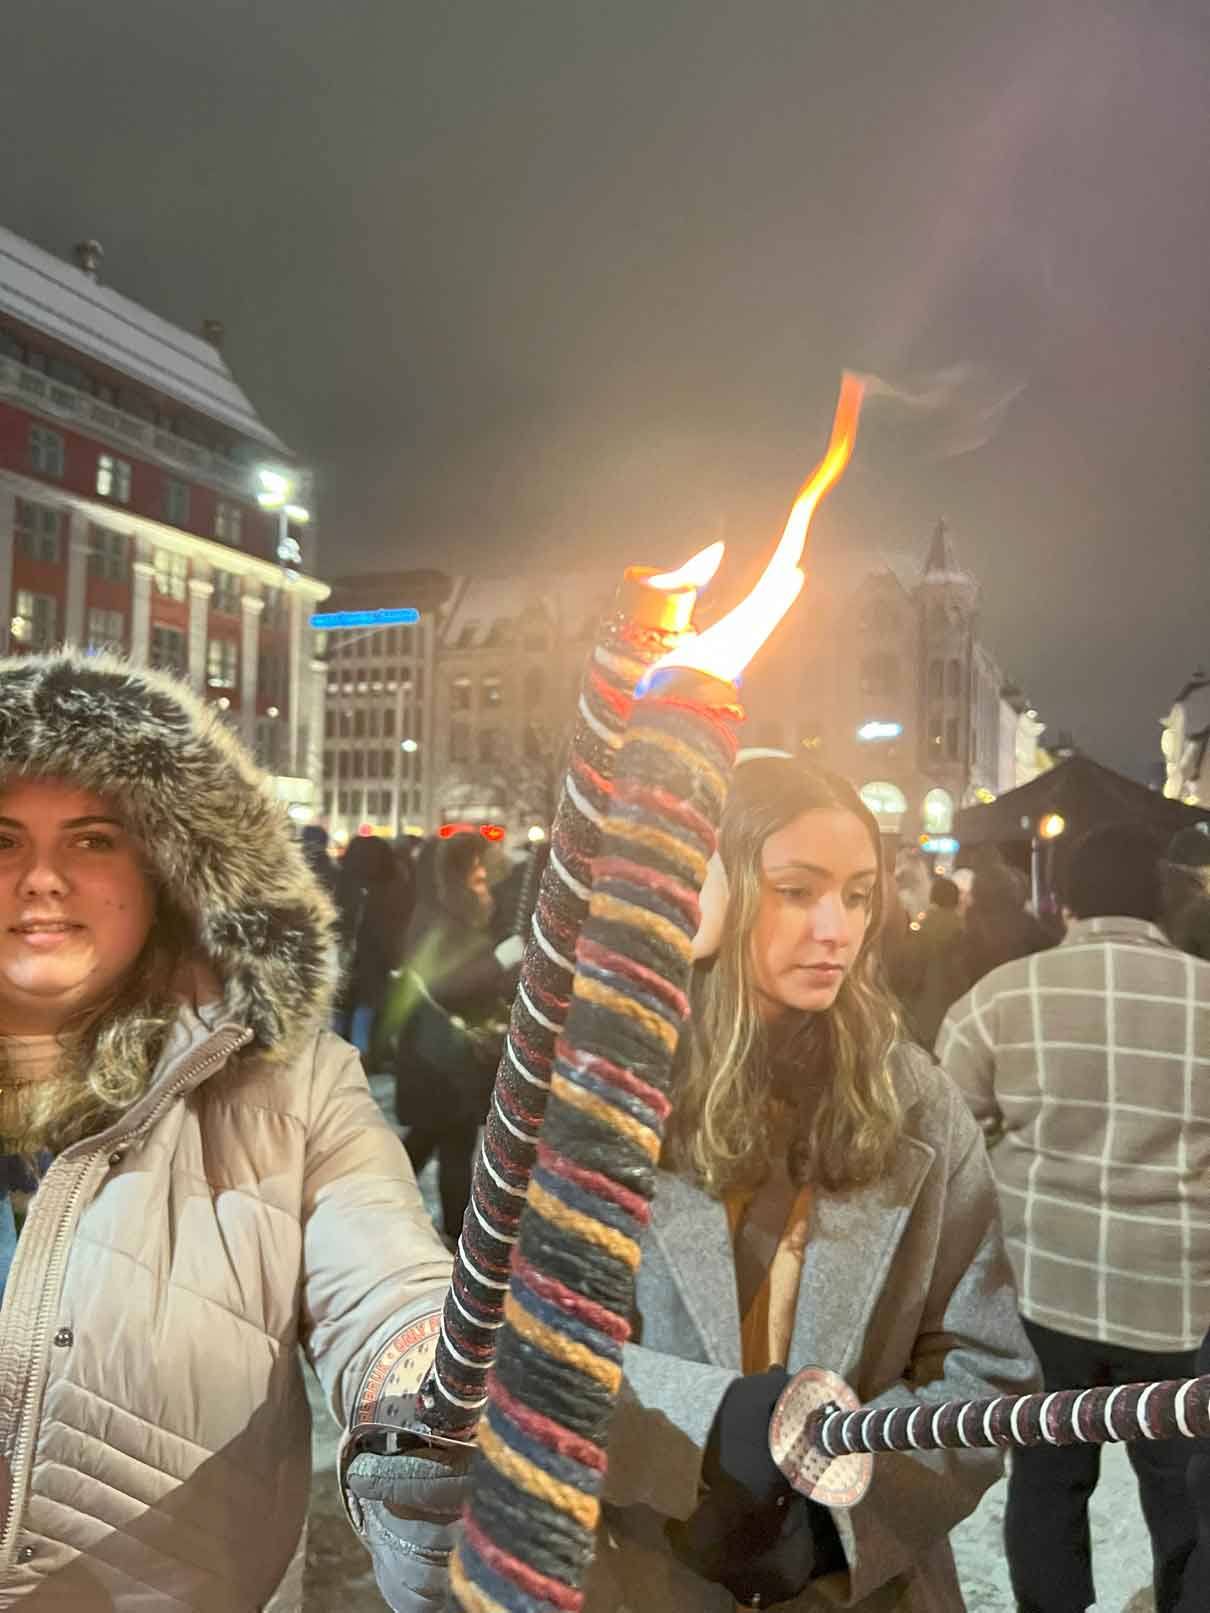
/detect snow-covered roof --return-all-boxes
[439,569,620,651]
[0,226,288,453]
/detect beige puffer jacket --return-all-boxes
[0,653,453,1610]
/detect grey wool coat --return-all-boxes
[589,1046,1040,1612]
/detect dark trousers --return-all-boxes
[404,1121,479,1240]
[1005,1317,1201,1613]
[1173,1326,1210,1613]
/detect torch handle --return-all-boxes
[812,1372,1210,1458]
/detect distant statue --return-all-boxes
[1162,671,1210,805]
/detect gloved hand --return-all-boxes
[493,934,525,971]
[345,1444,472,1613]
[665,1367,845,1605]
[702,1366,792,1505]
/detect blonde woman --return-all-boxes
[0,653,467,1612]
[587,756,1039,1611]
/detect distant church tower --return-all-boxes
[915,520,982,798]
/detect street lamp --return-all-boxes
[256,468,310,579]
[400,739,419,753]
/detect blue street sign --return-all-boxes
[309,608,420,629]
[920,835,960,855]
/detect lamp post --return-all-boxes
[257,469,311,776]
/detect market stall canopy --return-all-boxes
[954,756,1210,848]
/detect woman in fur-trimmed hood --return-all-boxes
[0,652,462,1612]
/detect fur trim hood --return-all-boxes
[0,652,339,1058]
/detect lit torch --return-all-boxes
[410,541,723,1438]
[450,377,865,1613]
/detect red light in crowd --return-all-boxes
[438,823,507,841]
[357,824,374,836]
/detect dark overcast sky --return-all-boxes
[3,0,1208,776]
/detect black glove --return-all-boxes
[667,1487,828,1608]
[702,1366,792,1505]
[665,1367,846,1606]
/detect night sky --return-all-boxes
[3,1,1208,776]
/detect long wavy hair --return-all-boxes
[664,758,902,1197]
[0,887,196,1158]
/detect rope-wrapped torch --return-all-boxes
[449,666,740,1612]
[416,554,722,1436]
[769,1361,1210,1511]
[450,376,865,1612]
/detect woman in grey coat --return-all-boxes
[586,758,1040,1611]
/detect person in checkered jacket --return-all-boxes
[937,821,1210,1613]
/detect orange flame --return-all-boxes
[648,541,726,592]
[641,374,863,690]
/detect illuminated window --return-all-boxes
[150,625,186,675]
[11,590,57,651]
[922,788,954,835]
[86,608,124,654]
[482,675,503,708]
[206,639,238,689]
[211,570,240,614]
[452,676,472,712]
[153,549,188,600]
[859,781,907,822]
[96,454,132,502]
[215,502,243,547]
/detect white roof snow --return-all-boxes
[0,226,288,452]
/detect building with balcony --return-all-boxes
[317,570,452,843]
[0,228,329,812]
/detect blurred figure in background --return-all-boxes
[300,823,339,901]
[962,857,1052,989]
[901,875,968,1051]
[332,834,414,1061]
[938,822,1210,1613]
[1161,824,1210,962]
[381,833,523,1239]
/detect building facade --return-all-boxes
[739,521,1040,843]
[0,228,328,813]
[1162,670,1210,806]
[318,570,451,843]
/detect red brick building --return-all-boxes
[0,229,329,811]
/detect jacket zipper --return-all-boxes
[0,1026,254,1573]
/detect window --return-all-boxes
[929,660,944,699]
[858,781,907,823]
[337,789,350,815]
[206,638,239,689]
[947,659,961,698]
[479,729,501,764]
[450,724,470,764]
[524,722,543,762]
[153,549,188,600]
[96,454,132,503]
[89,527,127,582]
[11,591,57,652]
[322,791,333,816]
[325,710,335,739]
[367,750,380,780]
[353,709,367,738]
[150,625,186,675]
[260,650,287,704]
[383,707,396,738]
[338,751,350,780]
[946,718,960,761]
[15,500,62,563]
[163,478,191,527]
[323,749,335,779]
[29,426,65,478]
[451,676,472,712]
[922,788,954,835]
[211,570,240,615]
[352,752,365,780]
[381,749,393,779]
[482,675,503,708]
[215,502,243,547]
[338,709,352,738]
[262,587,287,630]
[86,607,124,654]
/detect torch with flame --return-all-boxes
[450,378,865,1613]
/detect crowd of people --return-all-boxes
[3,649,1210,1610]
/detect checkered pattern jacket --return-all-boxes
[937,917,1210,1351]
